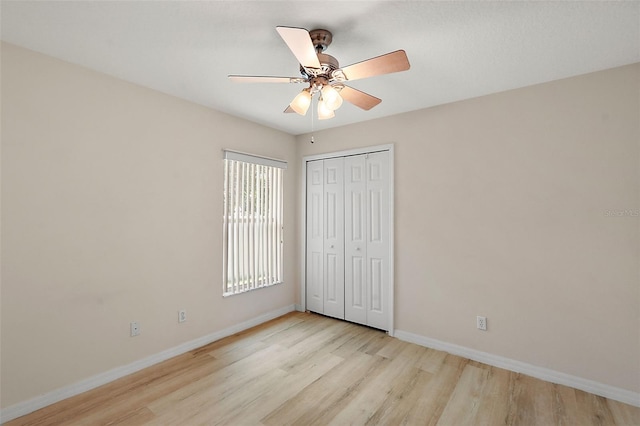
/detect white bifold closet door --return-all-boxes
[306,151,390,330]
[322,157,345,319]
[344,152,390,329]
[306,160,324,314]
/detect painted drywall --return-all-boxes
[0,42,297,408]
[296,63,640,394]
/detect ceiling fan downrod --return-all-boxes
[309,29,332,52]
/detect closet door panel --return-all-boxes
[306,160,324,314]
[323,158,345,319]
[344,155,367,325]
[366,151,390,330]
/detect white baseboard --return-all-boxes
[0,304,296,424]
[394,329,640,408]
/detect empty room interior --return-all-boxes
[1,1,639,425]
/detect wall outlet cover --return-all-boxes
[130,321,140,337]
[477,316,487,331]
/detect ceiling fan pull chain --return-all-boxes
[310,94,315,143]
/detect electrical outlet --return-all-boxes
[130,321,140,337]
[178,310,187,323]
[477,316,487,331]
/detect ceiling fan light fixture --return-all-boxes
[321,85,343,111]
[317,98,335,120]
[230,26,411,125]
[290,89,312,115]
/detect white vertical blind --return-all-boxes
[222,150,285,296]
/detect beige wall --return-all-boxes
[0,43,297,408]
[296,63,640,393]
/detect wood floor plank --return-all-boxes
[608,398,640,425]
[574,389,617,425]
[435,364,489,425]
[365,346,437,425]
[359,332,392,356]
[369,367,436,425]
[260,312,326,348]
[327,343,434,425]
[508,373,567,425]
[375,333,407,359]
[6,312,640,426]
[146,344,287,416]
[261,351,381,425]
[416,347,448,374]
[196,353,344,425]
[277,321,356,375]
[329,323,385,359]
[550,383,582,424]
[7,351,215,426]
[207,338,270,364]
[287,356,392,426]
[146,367,289,425]
[63,355,224,425]
[473,366,512,425]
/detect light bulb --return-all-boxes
[317,99,335,120]
[321,85,343,110]
[289,90,311,115]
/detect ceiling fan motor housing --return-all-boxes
[300,52,340,80]
[309,29,332,52]
[300,29,341,84]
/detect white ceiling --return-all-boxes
[2,1,639,135]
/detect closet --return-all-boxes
[305,149,392,331]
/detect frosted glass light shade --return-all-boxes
[321,85,343,110]
[317,99,335,120]
[290,90,311,115]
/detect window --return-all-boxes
[222,150,286,296]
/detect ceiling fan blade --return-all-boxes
[339,85,382,111]
[341,50,410,81]
[276,26,321,69]
[228,75,306,83]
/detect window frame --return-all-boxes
[222,150,286,296]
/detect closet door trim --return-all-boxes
[301,144,395,336]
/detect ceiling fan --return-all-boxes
[229,26,410,120]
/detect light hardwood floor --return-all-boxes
[7,311,640,425]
